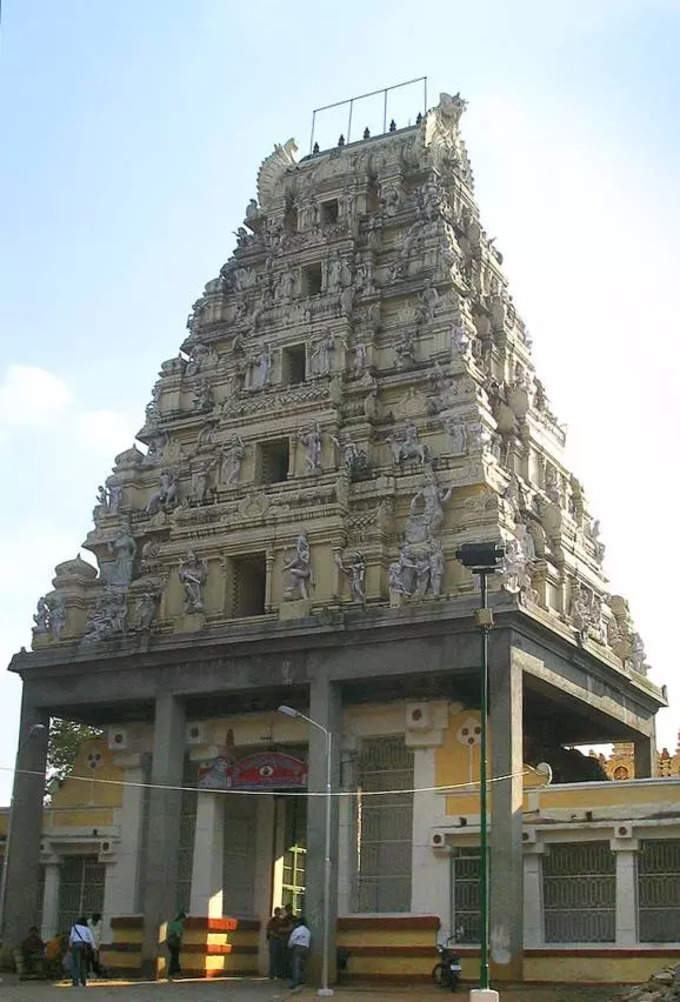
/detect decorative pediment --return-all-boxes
[257,139,298,211]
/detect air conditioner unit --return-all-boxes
[107,728,127,751]
[615,822,633,839]
[186,722,208,745]
[522,827,537,845]
[430,830,448,851]
[406,702,432,730]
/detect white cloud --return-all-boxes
[74,407,140,454]
[0,364,73,433]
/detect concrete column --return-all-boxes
[489,644,524,980]
[411,747,450,926]
[103,754,147,942]
[1,692,49,947]
[522,849,544,948]
[613,841,639,946]
[634,731,656,778]
[141,694,186,976]
[305,675,342,984]
[189,791,224,918]
[41,861,60,941]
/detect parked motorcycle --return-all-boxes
[432,935,462,991]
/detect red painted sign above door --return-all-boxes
[198,752,308,791]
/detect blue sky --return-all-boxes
[1,0,679,800]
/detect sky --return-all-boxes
[1,0,679,803]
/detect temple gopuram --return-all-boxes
[4,91,675,987]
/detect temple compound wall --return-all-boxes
[2,92,670,985]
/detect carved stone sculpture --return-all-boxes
[501,525,536,602]
[245,345,271,391]
[390,421,428,465]
[415,279,440,325]
[309,330,337,377]
[335,551,365,602]
[33,596,50,634]
[407,466,453,540]
[283,534,313,600]
[104,518,137,587]
[395,330,417,369]
[132,588,161,631]
[331,434,368,479]
[192,380,214,412]
[179,550,208,612]
[298,421,322,474]
[190,457,218,503]
[222,435,246,485]
[445,415,468,456]
[82,588,127,643]
[146,471,179,514]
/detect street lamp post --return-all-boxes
[0,722,49,939]
[278,704,334,998]
[455,543,505,1002]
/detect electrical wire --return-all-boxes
[0,763,535,799]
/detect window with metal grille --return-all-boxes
[451,847,482,942]
[638,839,680,942]
[355,736,413,913]
[176,759,198,912]
[543,841,615,942]
[58,856,104,933]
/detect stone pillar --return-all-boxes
[141,694,186,977]
[634,731,656,778]
[254,796,275,974]
[1,692,49,947]
[305,675,342,985]
[189,792,224,918]
[41,860,61,941]
[522,847,544,948]
[265,549,275,613]
[410,746,450,925]
[104,753,147,941]
[612,839,639,946]
[489,644,524,980]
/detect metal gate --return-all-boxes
[355,737,413,913]
[281,796,307,914]
[543,841,615,942]
[222,794,258,916]
[638,839,680,942]
[57,856,105,933]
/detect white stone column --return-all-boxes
[410,746,450,926]
[612,839,639,946]
[40,861,60,940]
[522,847,544,949]
[189,791,225,917]
[254,796,275,974]
[104,754,146,942]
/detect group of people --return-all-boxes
[266,905,311,989]
[19,913,102,987]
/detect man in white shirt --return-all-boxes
[68,916,95,988]
[287,917,311,989]
[87,912,103,977]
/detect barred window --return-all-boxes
[543,841,615,943]
[638,839,680,943]
[355,737,413,913]
[451,847,482,943]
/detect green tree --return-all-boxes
[48,718,102,785]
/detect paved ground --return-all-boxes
[0,975,625,1001]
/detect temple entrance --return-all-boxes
[274,795,307,914]
[57,855,105,933]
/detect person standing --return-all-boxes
[87,913,103,977]
[266,907,285,979]
[69,916,95,988]
[287,916,311,990]
[166,910,186,978]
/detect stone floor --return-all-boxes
[0,976,626,1001]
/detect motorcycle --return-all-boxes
[432,935,462,991]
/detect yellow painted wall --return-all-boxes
[525,954,679,983]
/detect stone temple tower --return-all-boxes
[6,92,664,981]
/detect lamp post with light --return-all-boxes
[278,704,334,997]
[455,542,505,1002]
[0,722,49,938]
